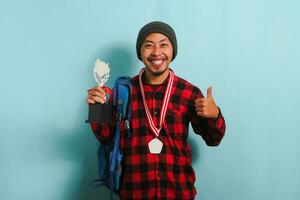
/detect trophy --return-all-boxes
[86,59,113,123]
[93,59,110,87]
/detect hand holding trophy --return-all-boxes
[86,59,113,123]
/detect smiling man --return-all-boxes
[87,21,226,200]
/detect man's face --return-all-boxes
[140,33,173,76]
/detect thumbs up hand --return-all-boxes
[194,86,219,118]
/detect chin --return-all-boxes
[148,65,168,76]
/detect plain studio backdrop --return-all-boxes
[1,0,299,200]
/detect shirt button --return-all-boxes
[154,111,158,116]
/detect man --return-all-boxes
[86,21,226,200]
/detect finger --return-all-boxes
[195,98,205,104]
[195,97,204,102]
[90,90,107,99]
[197,111,205,117]
[195,98,207,107]
[87,93,106,103]
[86,99,95,104]
[92,96,106,104]
[88,95,106,104]
[88,87,106,95]
[207,86,212,98]
[95,86,107,94]
[195,107,204,112]
[195,102,205,108]
[197,109,209,116]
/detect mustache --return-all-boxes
[147,54,167,60]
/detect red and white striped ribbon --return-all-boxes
[138,68,174,137]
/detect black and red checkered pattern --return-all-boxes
[90,72,226,200]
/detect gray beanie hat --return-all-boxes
[136,21,177,61]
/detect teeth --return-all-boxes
[152,60,163,65]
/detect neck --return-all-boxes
[144,68,170,85]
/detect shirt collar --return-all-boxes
[142,68,174,86]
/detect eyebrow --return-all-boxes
[143,38,170,44]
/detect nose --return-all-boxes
[151,46,161,56]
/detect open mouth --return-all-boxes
[148,58,166,69]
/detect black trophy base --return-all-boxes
[85,103,112,123]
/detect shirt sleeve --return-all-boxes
[89,122,115,143]
[189,87,226,146]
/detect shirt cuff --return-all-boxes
[207,107,225,131]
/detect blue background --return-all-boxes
[1,0,299,199]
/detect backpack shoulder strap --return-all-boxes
[109,76,131,199]
[92,76,132,200]
[113,76,132,137]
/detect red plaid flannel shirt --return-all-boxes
[90,72,226,200]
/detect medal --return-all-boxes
[148,138,163,154]
[139,68,174,154]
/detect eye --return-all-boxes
[143,43,153,48]
[161,43,168,48]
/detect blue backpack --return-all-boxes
[92,77,132,200]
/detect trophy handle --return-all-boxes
[85,86,113,123]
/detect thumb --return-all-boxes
[207,86,213,98]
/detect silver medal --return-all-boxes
[148,138,163,154]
